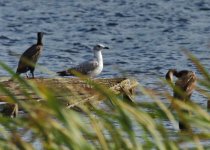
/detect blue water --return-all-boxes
[1,0,209,103]
[0,0,210,148]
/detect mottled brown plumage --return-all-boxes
[16,32,44,78]
[166,69,197,130]
[166,69,196,100]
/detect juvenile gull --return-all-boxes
[57,44,109,77]
[16,32,44,78]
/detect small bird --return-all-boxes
[16,32,44,78]
[166,69,196,130]
[57,44,109,77]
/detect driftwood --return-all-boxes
[0,77,138,117]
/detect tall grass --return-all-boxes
[0,53,209,150]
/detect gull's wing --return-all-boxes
[57,59,99,76]
[70,59,99,75]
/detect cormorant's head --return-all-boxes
[93,44,109,51]
[37,32,44,45]
[37,32,44,39]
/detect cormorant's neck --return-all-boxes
[173,71,179,78]
[166,70,177,83]
[37,36,43,45]
[166,71,173,82]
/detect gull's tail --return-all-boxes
[57,70,70,76]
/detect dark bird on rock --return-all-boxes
[57,44,109,77]
[16,32,44,78]
[166,69,197,130]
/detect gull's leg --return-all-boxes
[31,72,34,79]
[26,72,29,78]
[30,69,35,79]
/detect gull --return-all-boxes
[16,32,44,78]
[57,44,109,77]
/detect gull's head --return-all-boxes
[93,44,109,51]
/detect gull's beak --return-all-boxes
[104,46,109,49]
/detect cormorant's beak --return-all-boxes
[104,46,109,49]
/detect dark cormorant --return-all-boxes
[166,69,197,130]
[16,32,44,78]
[57,44,109,77]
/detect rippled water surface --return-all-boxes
[0,0,210,147]
[1,0,210,103]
